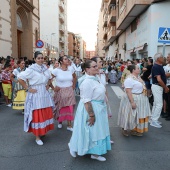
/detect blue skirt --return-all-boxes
[69,100,111,156]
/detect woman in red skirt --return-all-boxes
[18,51,54,145]
[52,56,76,131]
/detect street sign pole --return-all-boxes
[163,43,166,57]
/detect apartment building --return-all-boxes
[0,0,40,59]
[96,8,105,58]
[68,32,86,59]
[83,40,87,59]
[86,51,96,59]
[40,0,68,58]
[59,0,68,56]
[97,0,170,61]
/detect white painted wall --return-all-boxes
[149,1,170,58]
[107,41,116,59]
[125,9,150,59]
[124,1,170,60]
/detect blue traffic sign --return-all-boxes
[158,27,170,44]
[36,40,44,48]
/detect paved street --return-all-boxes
[0,83,170,170]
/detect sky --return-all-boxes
[67,0,102,51]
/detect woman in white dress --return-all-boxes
[18,51,54,145]
[68,60,111,161]
[118,64,151,137]
[52,56,76,131]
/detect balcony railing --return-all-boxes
[59,25,65,33]
[108,26,116,42]
[59,14,64,23]
[103,15,108,27]
[59,2,64,12]
[59,37,64,44]
[108,0,116,7]
[103,27,108,40]
[108,6,116,23]
[117,0,153,30]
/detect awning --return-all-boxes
[138,43,147,52]
[129,47,136,53]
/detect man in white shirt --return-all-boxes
[164,53,170,120]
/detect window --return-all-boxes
[35,29,38,42]
[131,19,137,33]
[16,14,22,28]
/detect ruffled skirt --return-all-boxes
[13,90,26,110]
[117,93,151,133]
[54,86,76,122]
[69,100,111,156]
[28,107,54,136]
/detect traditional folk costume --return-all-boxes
[69,74,111,156]
[118,75,151,134]
[18,64,54,136]
[12,68,26,110]
[52,68,76,123]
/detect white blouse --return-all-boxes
[52,68,74,88]
[97,69,107,87]
[18,64,52,86]
[13,68,22,77]
[124,77,143,94]
[80,75,106,103]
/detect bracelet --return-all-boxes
[90,115,95,117]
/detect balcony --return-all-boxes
[59,2,64,12]
[108,0,116,7]
[59,25,65,34]
[108,26,116,42]
[103,27,108,40]
[103,15,108,27]
[73,46,77,51]
[59,37,64,44]
[108,6,116,23]
[102,41,110,50]
[73,39,76,44]
[59,14,64,23]
[117,0,153,30]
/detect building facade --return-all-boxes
[40,0,68,58]
[97,0,169,61]
[86,51,95,59]
[83,40,86,59]
[0,0,40,59]
[68,32,86,59]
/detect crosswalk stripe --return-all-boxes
[111,86,125,99]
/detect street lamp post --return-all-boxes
[51,33,56,58]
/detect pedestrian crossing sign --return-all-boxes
[158,27,170,44]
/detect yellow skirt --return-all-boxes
[13,90,26,110]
